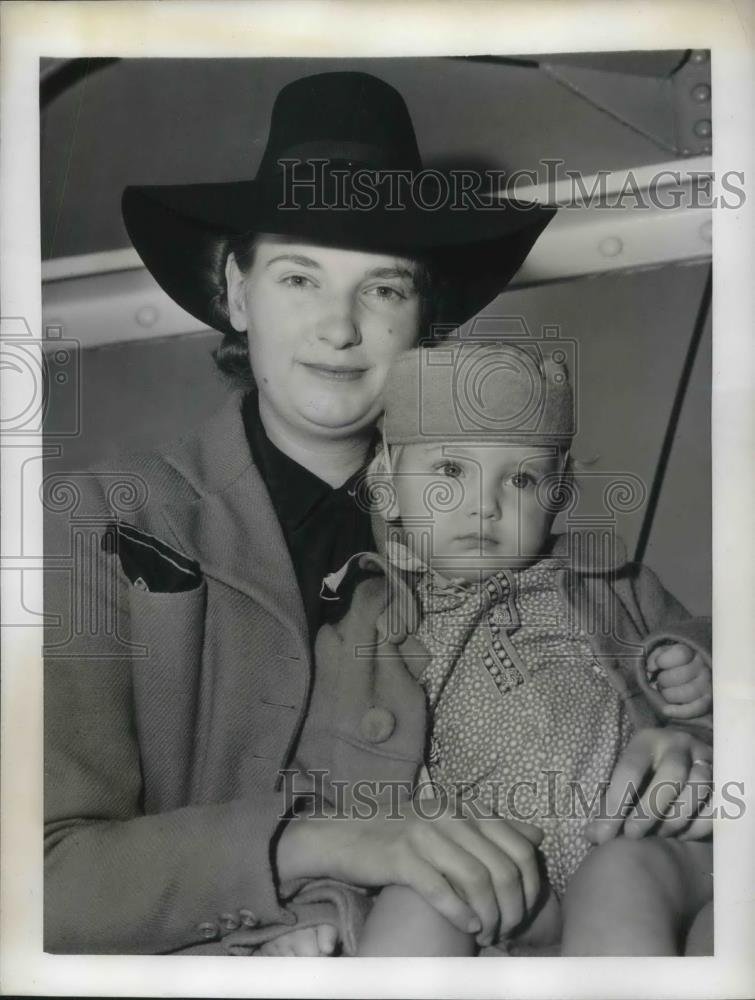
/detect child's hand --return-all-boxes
[257,924,338,957]
[584,727,713,845]
[646,642,712,719]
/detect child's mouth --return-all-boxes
[455,533,500,547]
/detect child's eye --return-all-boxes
[511,473,534,489]
[437,461,464,479]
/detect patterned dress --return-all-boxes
[415,559,634,897]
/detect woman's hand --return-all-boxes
[277,796,544,947]
[584,727,713,845]
[647,642,712,719]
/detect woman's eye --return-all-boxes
[281,274,316,290]
[438,461,463,479]
[365,285,406,302]
[511,473,533,489]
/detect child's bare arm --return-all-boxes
[357,885,476,956]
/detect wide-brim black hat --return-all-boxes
[122,71,556,334]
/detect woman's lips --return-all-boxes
[300,361,367,382]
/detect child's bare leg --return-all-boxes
[684,898,713,955]
[357,885,476,956]
[358,880,560,956]
[561,837,712,956]
[509,881,562,949]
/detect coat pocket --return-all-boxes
[128,579,207,812]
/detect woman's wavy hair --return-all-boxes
[205,231,464,389]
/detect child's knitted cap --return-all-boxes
[383,339,575,446]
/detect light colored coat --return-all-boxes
[44,391,378,955]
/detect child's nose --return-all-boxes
[470,484,502,519]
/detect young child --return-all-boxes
[260,340,713,957]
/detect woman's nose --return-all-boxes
[316,296,361,348]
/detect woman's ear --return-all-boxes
[225,253,249,333]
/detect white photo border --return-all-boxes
[1,1,753,996]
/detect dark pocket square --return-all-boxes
[101,522,202,593]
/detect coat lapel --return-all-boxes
[158,392,308,642]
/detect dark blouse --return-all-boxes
[242,392,375,642]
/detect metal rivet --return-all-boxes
[598,236,623,258]
[693,119,712,138]
[135,305,159,328]
[691,83,710,103]
[690,50,709,64]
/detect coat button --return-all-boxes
[196,921,219,939]
[239,908,257,927]
[219,913,240,931]
[360,706,396,743]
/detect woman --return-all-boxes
[43,70,558,955]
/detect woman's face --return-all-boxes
[227,237,422,442]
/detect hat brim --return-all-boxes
[122,180,556,335]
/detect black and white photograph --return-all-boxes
[1,2,753,997]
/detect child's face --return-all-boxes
[393,442,563,579]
